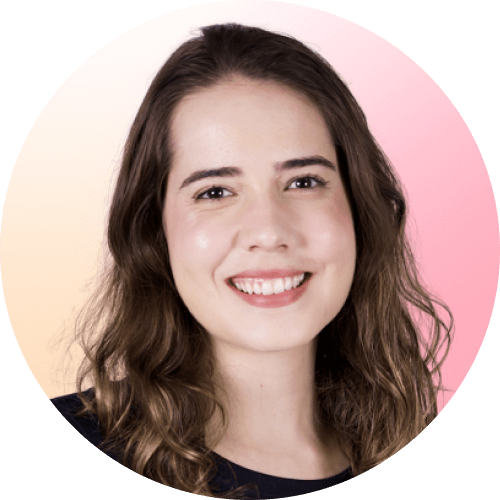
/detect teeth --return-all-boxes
[232,273,306,296]
[262,281,274,295]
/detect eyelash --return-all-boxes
[193,175,329,201]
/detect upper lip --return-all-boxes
[228,269,308,280]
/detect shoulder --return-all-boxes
[51,389,91,412]
[50,389,94,421]
[51,390,100,440]
[51,389,110,455]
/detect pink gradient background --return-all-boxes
[1,1,499,499]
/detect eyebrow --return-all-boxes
[179,155,336,189]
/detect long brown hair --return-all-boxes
[75,23,453,495]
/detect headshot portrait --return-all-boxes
[1,1,499,499]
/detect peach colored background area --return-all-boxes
[1,1,499,500]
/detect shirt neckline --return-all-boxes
[211,450,351,484]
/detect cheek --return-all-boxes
[165,208,229,277]
[307,210,356,321]
[305,201,356,263]
[193,230,210,252]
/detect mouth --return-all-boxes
[228,272,311,295]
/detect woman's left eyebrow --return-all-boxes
[178,156,336,190]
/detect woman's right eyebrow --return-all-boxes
[178,156,336,190]
[179,167,242,189]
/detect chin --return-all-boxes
[209,317,327,355]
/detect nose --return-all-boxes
[236,194,299,252]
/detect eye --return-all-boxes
[193,175,329,201]
[195,186,234,200]
[286,175,328,190]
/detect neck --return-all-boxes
[209,337,348,479]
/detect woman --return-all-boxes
[52,23,452,498]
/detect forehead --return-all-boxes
[169,78,335,169]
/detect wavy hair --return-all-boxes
[75,23,453,495]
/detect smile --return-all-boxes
[227,270,312,308]
[232,273,306,295]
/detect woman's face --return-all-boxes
[164,78,356,353]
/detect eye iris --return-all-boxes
[296,178,312,188]
[208,187,224,198]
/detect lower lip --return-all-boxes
[228,276,311,308]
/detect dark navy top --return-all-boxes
[51,391,352,498]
